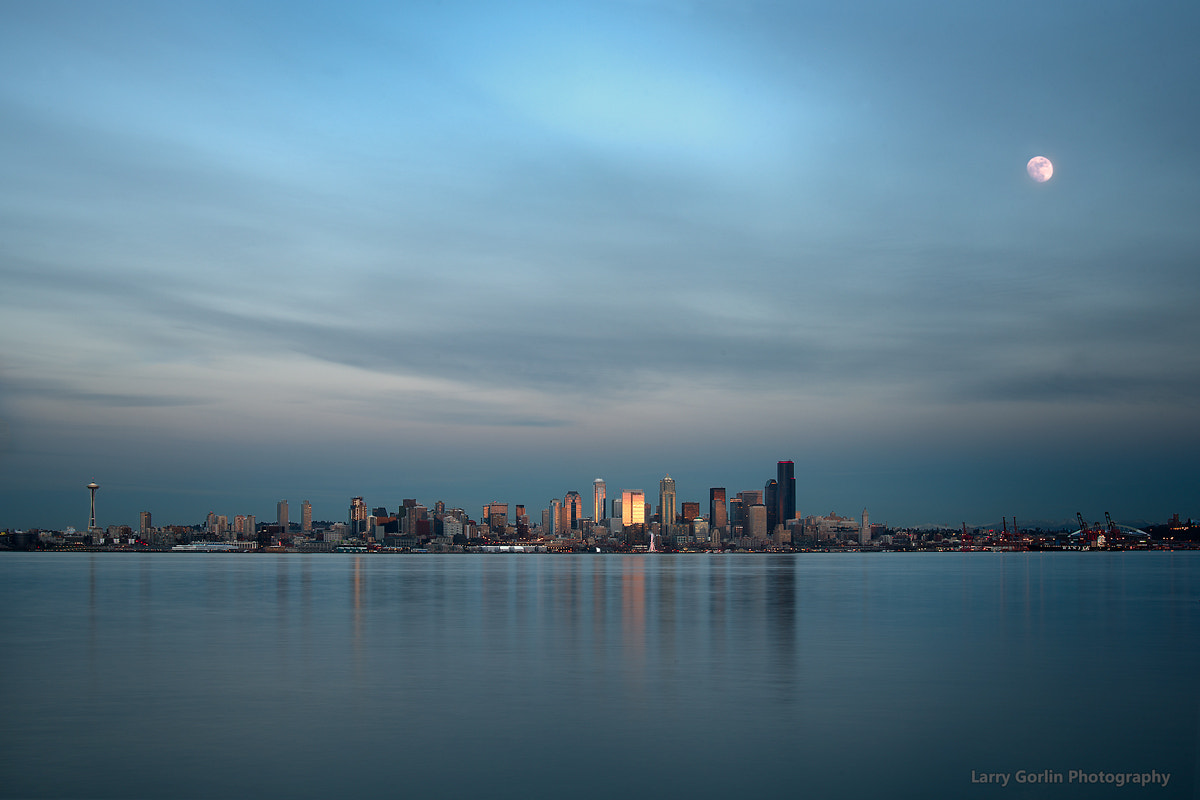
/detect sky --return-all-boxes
[2,0,1198,531]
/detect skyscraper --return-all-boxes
[622,490,645,526]
[709,488,727,534]
[549,498,561,536]
[593,478,606,522]
[301,500,312,532]
[564,491,583,530]
[777,461,796,526]
[139,511,151,537]
[764,479,778,533]
[277,500,289,531]
[658,475,676,526]
[349,497,367,535]
[860,508,870,545]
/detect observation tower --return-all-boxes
[87,482,99,531]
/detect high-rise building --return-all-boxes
[487,502,509,532]
[709,488,727,534]
[681,502,700,522]
[549,499,561,536]
[301,501,312,532]
[564,491,583,530]
[349,497,367,532]
[729,497,745,536]
[764,479,779,533]
[658,475,676,526]
[777,461,796,526]
[139,511,152,537]
[622,490,645,526]
[593,479,606,522]
[277,500,289,531]
[748,503,768,540]
[860,508,870,545]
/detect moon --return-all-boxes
[1027,156,1053,183]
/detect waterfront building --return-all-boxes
[549,499,561,536]
[301,501,312,532]
[139,511,152,537]
[277,500,289,531]
[861,508,870,545]
[659,475,676,526]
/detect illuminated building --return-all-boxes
[565,491,583,530]
[622,490,645,526]
[593,478,606,522]
[277,500,289,531]
[349,497,368,533]
[302,501,312,532]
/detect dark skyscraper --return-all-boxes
[709,487,727,534]
[777,460,796,526]
[764,479,778,533]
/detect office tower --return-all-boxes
[487,502,509,532]
[565,491,583,530]
[658,475,676,526]
[349,497,367,532]
[709,488,727,534]
[777,461,796,526]
[435,500,446,516]
[139,511,152,537]
[612,496,622,523]
[87,482,99,531]
[622,490,645,526]
[729,497,744,536]
[681,502,700,522]
[860,509,870,545]
[245,515,256,540]
[301,501,312,532]
[593,479,606,521]
[764,479,778,533]
[549,499,561,536]
[748,503,767,540]
[277,500,289,531]
[738,489,763,507]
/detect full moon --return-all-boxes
[1027,156,1053,183]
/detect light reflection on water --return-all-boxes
[1,552,1197,799]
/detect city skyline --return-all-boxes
[2,1,1197,531]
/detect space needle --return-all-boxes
[87,481,100,531]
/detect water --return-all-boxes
[1,552,1197,799]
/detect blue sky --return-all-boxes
[2,0,1198,530]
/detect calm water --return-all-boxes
[1,552,1197,799]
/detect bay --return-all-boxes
[1,552,1196,799]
